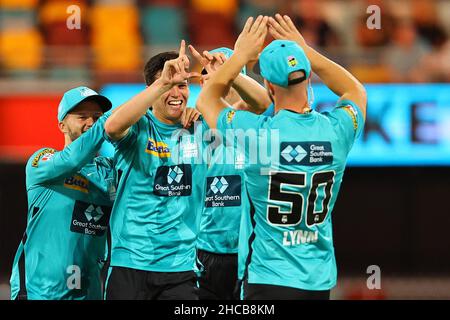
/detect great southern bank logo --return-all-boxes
[84,205,104,223]
[167,166,184,184]
[210,177,229,194]
[281,144,308,163]
[280,142,333,166]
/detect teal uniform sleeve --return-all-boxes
[104,120,140,151]
[26,113,110,187]
[323,99,365,153]
[79,156,115,198]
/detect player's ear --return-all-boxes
[58,121,68,134]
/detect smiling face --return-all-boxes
[152,71,190,124]
[59,100,103,143]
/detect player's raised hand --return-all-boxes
[268,14,307,48]
[180,107,201,129]
[159,40,200,87]
[234,15,269,62]
[189,45,227,79]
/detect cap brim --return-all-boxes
[76,95,112,113]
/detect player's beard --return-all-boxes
[67,127,82,142]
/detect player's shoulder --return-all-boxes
[231,108,270,123]
[27,147,58,169]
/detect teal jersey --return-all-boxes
[10,115,115,300]
[197,104,274,254]
[197,140,248,254]
[217,100,364,291]
[107,110,208,272]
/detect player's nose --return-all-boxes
[169,86,181,98]
[85,116,95,127]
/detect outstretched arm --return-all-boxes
[190,44,271,115]
[105,40,198,140]
[231,74,272,114]
[196,16,269,129]
[268,14,367,118]
[27,114,109,187]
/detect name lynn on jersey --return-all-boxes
[282,229,319,247]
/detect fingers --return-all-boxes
[188,45,205,65]
[167,60,181,74]
[269,24,284,39]
[179,39,186,56]
[283,15,297,30]
[242,17,254,34]
[275,13,289,31]
[213,52,226,65]
[177,59,186,74]
[181,55,190,70]
[203,51,214,62]
[268,16,286,36]
[187,71,202,80]
[189,109,200,125]
[193,111,200,123]
[182,108,201,129]
[250,15,264,33]
[180,107,187,126]
[257,16,269,37]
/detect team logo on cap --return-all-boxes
[79,87,96,97]
[287,55,298,67]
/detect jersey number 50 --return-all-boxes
[267,171,335,227]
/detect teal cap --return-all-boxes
[204,47,247,75]
[254,40,311,87]
[57,86,112,121]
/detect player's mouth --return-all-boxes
[167,100,184,109]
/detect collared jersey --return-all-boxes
[197,104,275,254]
[107,110,208,272]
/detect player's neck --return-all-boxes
[274,99,310,114]
[152,108,179,126]
[64,135,73,148]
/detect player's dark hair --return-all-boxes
[143,51,179,86]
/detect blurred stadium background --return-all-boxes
[0,0,450,300]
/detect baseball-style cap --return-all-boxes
[57,86,112,121]
[201,47,247,75]
[254,40,311,87]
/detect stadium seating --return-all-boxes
[0,28,43,70]
[90,3,142,72]
[141,5,187,46]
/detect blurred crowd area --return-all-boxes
[0,0,449,90]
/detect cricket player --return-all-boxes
[103,41,208,300]
[189,45,273,300]
[196,15,367,299]
[10,87,114,300]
